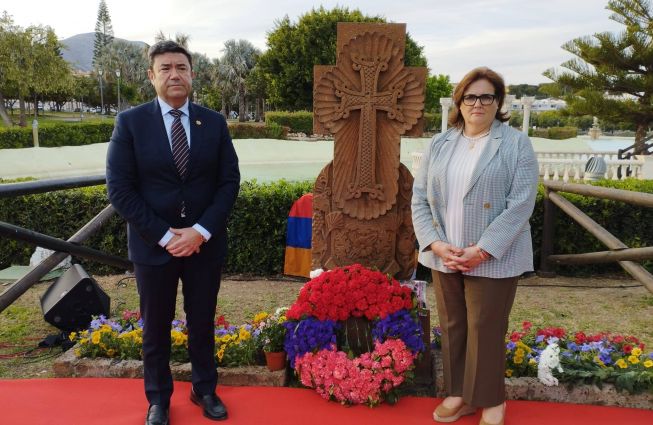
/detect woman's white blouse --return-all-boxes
[444,133,490,248]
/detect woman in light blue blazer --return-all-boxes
[412,67,538,425]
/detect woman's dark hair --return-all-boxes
[448,66,509,128]
[148,40,193,69]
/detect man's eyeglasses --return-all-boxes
[462,94,496,106]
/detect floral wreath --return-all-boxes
[283,264,425,406]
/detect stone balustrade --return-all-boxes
[410,151,649,181]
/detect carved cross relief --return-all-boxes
[312,23,426,279]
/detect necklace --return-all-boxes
[462,129,490,150]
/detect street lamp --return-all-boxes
[115,69,121,113]
[98,68,104,115]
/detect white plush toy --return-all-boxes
[537,342,564,386]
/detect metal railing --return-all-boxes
[0,175,132,314]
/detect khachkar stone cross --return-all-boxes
[312,23,426,279]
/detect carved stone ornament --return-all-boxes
[312,23,426,279]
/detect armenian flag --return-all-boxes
[283,193,313,277]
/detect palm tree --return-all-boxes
[218,39,260,122]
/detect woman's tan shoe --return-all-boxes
[433,402,476,423]
[479,402,506,425]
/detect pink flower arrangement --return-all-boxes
[295,338,415,406]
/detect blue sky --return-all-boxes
[6,0,623,84]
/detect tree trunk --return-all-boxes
[255,97,262,122]
[0,92,12,126]
[238,85,246,122]
[221,98,227,117]
[18,96,27,127]
[634,123,647,155]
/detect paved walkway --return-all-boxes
[0,135,633,182]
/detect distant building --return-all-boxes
[506,98,566,111]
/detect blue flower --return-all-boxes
[535,335,545,343]
[372,310,424,353]
[567,342,578,351]
[283,318,339,367]
[506,341,517,350]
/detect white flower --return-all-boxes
[310,268,324,279]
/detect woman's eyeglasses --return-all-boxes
[462,94,496,106]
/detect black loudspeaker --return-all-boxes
[40,264,110,331]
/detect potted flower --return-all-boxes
[255,308,288,371]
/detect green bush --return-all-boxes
[423,112,441,132]
[530,126,577,140]
[228,123,287,139]
[1,180,650,277]
[265,111,313,134]
[0,180,314,276]
[530,179,653,276]
[0,122,115,149]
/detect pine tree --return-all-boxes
[93,0,114,67]
[544,0,653,154]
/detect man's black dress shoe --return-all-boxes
[190,388,228,421]
[145,404,169,425]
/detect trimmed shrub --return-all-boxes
[0,180,314,276]
[0,179,650,277]
[530,179,653,276]
[0,122,115,149]
[530,126,578,140]
[265,111,313,134]
[228,122,287,139]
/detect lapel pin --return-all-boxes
[196,120,202,125]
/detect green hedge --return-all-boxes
[530,126,578,140]
[530,179,653,276]
[265,111,313,135]
[0,180,314,276]
[0,179,651,277]
[228,122,288,139]
[0,121,289,149]
[0,122,115,148]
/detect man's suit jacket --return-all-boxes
[412,120,539,278]
[106,99,240,266]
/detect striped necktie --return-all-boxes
[169,109,190,180]
[169,109,189,217]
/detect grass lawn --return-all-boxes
[0,272,650,379]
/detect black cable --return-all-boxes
[115,275,136,287]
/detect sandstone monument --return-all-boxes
[311,22,426,279]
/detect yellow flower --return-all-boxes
[80,338,89,345]
[238,328,251,341]
[253,312,269,324]
[69,332,77,341]
[644,360,653,368]
[593,356,606,367]
[631,347,642,357]
[529,358,537,366]
[74,348,81,357]
[517,341,532,353]
[217,348,225,361]
[505,369,513,377]
[515,348,525,357]
[513,356,524,364]
[91,332,101,344]
[616,358,628,369]
[628,355,640,364]
[107,349,116,357]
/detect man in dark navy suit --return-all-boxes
[107,40,239,425]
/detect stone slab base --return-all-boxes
[53,348,287,387]
[432,350,652,410]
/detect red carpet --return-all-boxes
[0,378,651,424]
